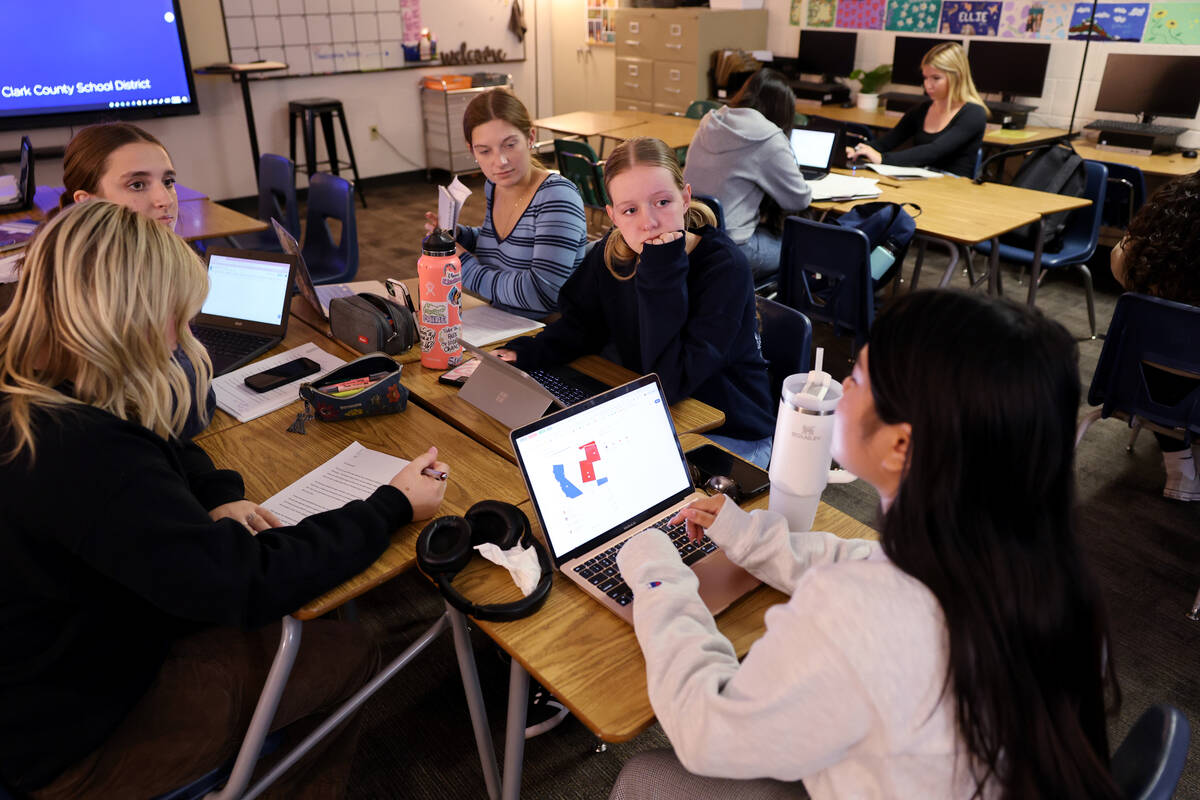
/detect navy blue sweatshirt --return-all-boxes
[505,226,774,441]
[0,405,410,792]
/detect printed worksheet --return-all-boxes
[261,441,409,527]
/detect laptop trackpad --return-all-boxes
[695,549,762,616]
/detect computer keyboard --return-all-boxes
[572,513,719,606]
[190,325,270,358]
[1085,119,1187,136]
[528,368,595,407]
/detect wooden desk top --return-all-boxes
[200,389,528,621]
[452,432,879,742]
[534,110,660,138]
[797,103,1068,148]
[0,186,266,243]
[604,115,701,149]
[1071,140,1198,178]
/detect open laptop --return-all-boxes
[0,137,34,212]
[191,248,298,375]
[789,125,840,181]
[271,218,356,319]
[457,340,610,429]
[511,374,760,622]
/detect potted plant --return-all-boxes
[850,64,892,112]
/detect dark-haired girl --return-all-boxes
[609,290,1121,800]
[682,68,812,280]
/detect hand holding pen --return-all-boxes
[389,447,449,520]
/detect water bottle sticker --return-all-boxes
[447,284,462,307]
[421,301,449,325]
[418,325,437,352]
[441,266,461,286]
[438,324,461,354]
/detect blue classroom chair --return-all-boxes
[777,215,874,351]
[301,172,358,285]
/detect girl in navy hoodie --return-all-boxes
[497,137,774,465]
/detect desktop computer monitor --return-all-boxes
[796,30,857,79]
[891,36,963,87]
[1095,53,1200,123]
[967,41,1050,100]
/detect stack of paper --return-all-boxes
[808,174,881,202]
[211,342,346,423]
[461,304,543,347]
[865,164,944,179]
[438,176,472,232]
[261,441,409,527]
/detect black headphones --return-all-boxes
[416,500,553,622]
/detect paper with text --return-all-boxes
[438,176,472,232]
[212,342,345,423]
[261,441,409,527]
[461,304,543,346]
[866,163,944,179]
[808,174,881,201]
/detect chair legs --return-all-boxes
[1188,587,1200,621]
[1127,418,1142,452]
[1077,263,1097,339]
[1075,408,1103,448]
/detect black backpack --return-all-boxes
[992,143,1086,250]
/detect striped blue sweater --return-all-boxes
[457,173,587,318]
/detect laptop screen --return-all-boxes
[512,376,693,564]
[201,252,292,325]
[790,128,838,171]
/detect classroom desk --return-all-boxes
[1070,140,1198,178]
[450,432,879,799]
[533,110,660,139]
[797,102,1070,149]
[0,184,267,243]
[813,171,1089,302]
[603,115,701,149]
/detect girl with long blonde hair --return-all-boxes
[497,137,774,465]
[0,201,449,798]
[848,42,988,178]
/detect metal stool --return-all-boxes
[287,97,366,208]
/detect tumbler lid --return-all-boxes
[422,228,456,255]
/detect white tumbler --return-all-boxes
[768,372,857,531]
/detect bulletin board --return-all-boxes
[220,0,526,79]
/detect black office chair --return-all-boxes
[1110,704,1190,800]
[777,215,875,353]
[755,296,812,404]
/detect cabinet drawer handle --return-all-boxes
[624,82,640,89]
[624,39,640,46]
[665,87,681,93]
[666,43,683,49]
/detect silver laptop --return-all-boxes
[510,374,760,623]
[0,136,34,212]
[789,126,840,181]
[191,248,297,376]
[457,341,608,429]
[271,218,355,319]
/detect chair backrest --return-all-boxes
[691,193,725,231]
[1088,293,1200,441]
[258,153,300,239]
[1099,161,1146,230]
[777,215,874,348]
[301,172,358,284]
[554,139,607,208]
[1110,704,1190,800]
[1054,160,1108,261]
[686,100,722,119]
[755,296,812,404]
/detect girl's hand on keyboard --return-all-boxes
[669,494,726,542]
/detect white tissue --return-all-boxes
[474,542,541,596]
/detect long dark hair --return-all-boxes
[1120,169,1200,306]
[868,291,1120,799]
[730,68,796,235]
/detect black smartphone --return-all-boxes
[243,357,321,393]
[685,444,770,499]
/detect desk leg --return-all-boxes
[1027,218,1046,308]
[502,659,531,800]
[214,616,302,800]
[449,606,504,800]
[933,239,960,288]
[987,238,1002,296]
[236,74,262,182]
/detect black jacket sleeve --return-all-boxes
[504,238,611,368]
[869,102,924,154]
[877,103,987,170]
[176,439,245,510]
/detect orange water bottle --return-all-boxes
[417,228,463,368]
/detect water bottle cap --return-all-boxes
[422,228,456,255]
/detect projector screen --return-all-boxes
[0,0,198,132]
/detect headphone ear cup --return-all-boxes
[465,500,530,551]
[416,516,474,577]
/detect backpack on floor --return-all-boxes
[834,201,920,287]
[997,143,1086,251]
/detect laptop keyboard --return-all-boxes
[571,512,719,607]
[528,368,594,407]
[191,325,271,359]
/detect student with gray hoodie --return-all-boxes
[683,69,812,281]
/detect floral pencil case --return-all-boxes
[288,353,408,433]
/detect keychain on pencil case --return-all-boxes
[288,353,408,433]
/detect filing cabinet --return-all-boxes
[613,8,766,116]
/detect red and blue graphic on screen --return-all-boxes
[551,441,609,499]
